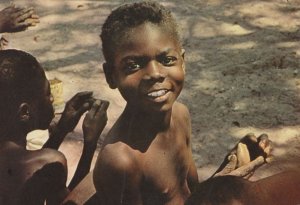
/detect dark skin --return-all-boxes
[0,4,40,50]
[0,4,39,33]
[61,20,273,204]
[92,22,271,205]
[185,170,300,205]
[185,135,300,205]
[0,67,109,204]
[0,34,8,50]
[93,23,197,205]
[212,133,273,178]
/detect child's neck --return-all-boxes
[123,105,172,131]
[0,123,28,147]
[120,105,174,151]
[0,134,27,147]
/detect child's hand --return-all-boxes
[0,5,40,33]
[0,34,8,50]
[57,91,94,133]
[213,133,273,178]
[82,100,109,147]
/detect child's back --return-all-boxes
[0,141,67,205]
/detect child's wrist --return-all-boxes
[83,140,98,150]
[0,23,4,33]
[54,121,69,135]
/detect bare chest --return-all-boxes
[138,134,191,204]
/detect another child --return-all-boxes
[91,2,270,205]
[0,49,109,204]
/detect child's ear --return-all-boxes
[103,62,117,89]
[181,49,185,59]
[181,49,186,74]
[18,103,30,123]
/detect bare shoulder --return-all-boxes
[0,142,68,204]
[36,147,64,156]
[0,142,66,166]
[173,101,190,120]
[93,142,142,203]
[95,142,140,175]
[5,147,67,183]
[30,148,67,165]
[172,102,191,132]
[93,142,141,189]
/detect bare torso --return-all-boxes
[0,141,67,205]
[93,102,197,205]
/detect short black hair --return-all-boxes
[0,49,45,125]
[101,1,181,64]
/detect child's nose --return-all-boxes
[143,61,166,81]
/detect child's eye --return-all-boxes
[124,62,141,73]
[159,56,177,66]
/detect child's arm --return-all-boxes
[62,172,97,205]
[185,109,199,191]
[68,100,109,190]
[182,103,199,191]
[43,91,94,149]
[0,5,39,33]
[187,158,199,192]
[93,144,143,205]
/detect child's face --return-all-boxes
[106,23,185,113]
[32,77,54,130]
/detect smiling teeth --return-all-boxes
[147,90,167,97]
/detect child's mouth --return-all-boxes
[146,89,170,102]
[147,89,168,97]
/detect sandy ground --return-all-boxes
[1,0,300,184]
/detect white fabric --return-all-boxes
[26,129,49,150]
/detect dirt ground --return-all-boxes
[1,0,300,183]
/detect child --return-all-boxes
[92,2,197,204]
[91,2,271,205]
[0,49,109,204]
